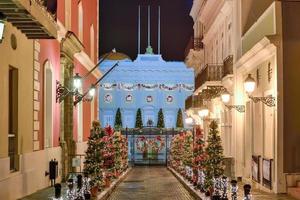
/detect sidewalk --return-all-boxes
[169,167,297,200]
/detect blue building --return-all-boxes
[99,52,194,128]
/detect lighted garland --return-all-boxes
[99,83,194,91]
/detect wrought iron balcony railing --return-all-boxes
[223,55,233,78]
[0,0,57,39]
[185,95,204,110]
[195,64,223,89]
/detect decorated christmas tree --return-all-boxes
[193,126,206,187]
[176,108,184,128]
[135,108,143,128]
[204,120,225,191]
[84,121,104,190]
[114,108,122,130]
[157,108,165,128]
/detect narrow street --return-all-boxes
[108,167,195,200]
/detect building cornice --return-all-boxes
[57,20,101,78]
[235,37,277,75]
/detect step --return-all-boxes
[288,187,300,200]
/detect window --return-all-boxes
[78,2,83,41]
[44,61,53,148]
[90,24,95,62]
[9,66,18,172]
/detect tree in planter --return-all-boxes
[114,108,122,130]
[135,108,143,128]
[84,121,104,191]
[157,108,165,128]
[204,120,225,192]
[176,108,184,128]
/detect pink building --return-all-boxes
[0,0,100,199]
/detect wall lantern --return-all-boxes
[221,90,245,113]
[56,49,117,105]
[198,106,209,118]
[244,74,275,107]
[0,13,6,43]
[185,117,194,125]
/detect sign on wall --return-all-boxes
[252,155,260,183]
[263,158,272,189]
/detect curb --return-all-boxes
[168,167,206,200]
[96,167,132,200]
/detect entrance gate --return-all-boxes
[122,128,180,166]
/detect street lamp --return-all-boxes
[198,106,209,118]
[185,117,193,125]
[244,74,256,93]
[73,73,82,89]
[88,85,96,97]
[221,90,230,104]
[221,90,245,113]
[243,74,275,107]
[0,13,6,43]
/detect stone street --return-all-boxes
[108,166,195,200]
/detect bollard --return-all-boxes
[243,184,251,200]
[230,180,238,200]
[54,183,61,199]
[77,174,83,189]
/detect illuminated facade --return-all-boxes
[99,53,194,128]
[186,0,300,196]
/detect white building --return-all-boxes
[186,0,300,197]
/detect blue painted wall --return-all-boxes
[99,54,194,128]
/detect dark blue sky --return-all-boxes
[100,0,193,61]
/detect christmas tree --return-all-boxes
[193,126,206,187]
[157,108,165,128]
[84,121,104,190]
[135,108,143,128]
[176,108,184,128]
[182,131,193,167]
[114,108,122,130]
[204,120,225,191]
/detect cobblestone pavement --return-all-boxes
[107,166,195,200]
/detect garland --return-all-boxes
[120,83,138,91]
[160,84,179,91]
[100,83,117,90]
[140,83,159,90]
[100,83,194,91]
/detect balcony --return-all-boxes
[223,55,233,78]
[0,0,57,39]
[185,36,204,69]
[185,95,204,110]
[195,64,223,90]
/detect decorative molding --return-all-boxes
[61,31,84,59]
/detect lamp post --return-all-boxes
[244,74,275,107]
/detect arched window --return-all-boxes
[44,61,53,148]
[90,24,95,62]
[78,2,83,41]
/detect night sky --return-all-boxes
[99,0,193,61]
